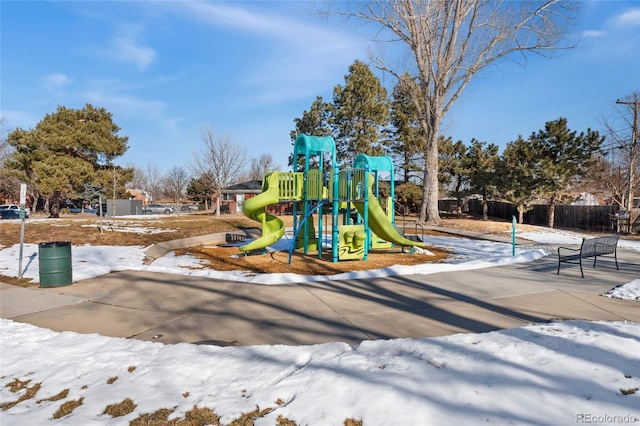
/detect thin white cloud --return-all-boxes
[166,2,366,106]
[107,34,156,71]
[582,29,605,38]
[86,88,167,119]
[43,73,71,87]
[41,73,73,99]
[612,7,640,27]
[90,21,156,71]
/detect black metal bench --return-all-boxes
[557,235,619,278]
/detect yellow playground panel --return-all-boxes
[338,225,366,260]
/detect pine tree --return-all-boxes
[331,60,389,165]
[4,104,130,217]
[500,137,538,223]
[529,117,604,228]
[466,139,500,221]
[439,138,469,213]
[388,73,425,183]
[289,96,332,167]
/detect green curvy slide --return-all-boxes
[353,181,425,249]
[239,171,285,252]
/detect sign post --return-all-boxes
[18,183,27,279]
[512,215,517,257]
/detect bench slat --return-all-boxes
[557,235,619,278]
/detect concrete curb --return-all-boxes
[141,225,558,265]
[142,228,261,264]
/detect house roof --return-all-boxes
[222,180,263,193]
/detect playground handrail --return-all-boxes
[278,172,303,200]
[414,222,425,243]
[395,201,409,234]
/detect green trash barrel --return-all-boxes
[39,241,72,287]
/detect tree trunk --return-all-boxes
[419,135,440,224]
[216,191,221,217]
[548,195,556,228]
[49,192,61,218]
[518,205,524,224]
[482,198,488,221]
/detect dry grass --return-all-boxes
[0,212,452,283]
[177,244,448,276]
[53,397,84,419]
[5,211,631,284]
[0,212,259,247]
[130,407,176,425]
[103,397,137,417]
[37,388,69,403]
[276,415,298,426]
[1,378,41,411]
[181,405,222,425]
[228,406,273,426]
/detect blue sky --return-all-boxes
[1,1,639,175]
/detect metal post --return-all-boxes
[363,166,369,261]
[512,215,517,256]
[18,183,27,279]
[617,95,639,230]
[332,166,340,263]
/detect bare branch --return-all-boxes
[191,126,247,214]
[327,0,577,223]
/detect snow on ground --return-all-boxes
[1,225,639,425]
[2,225,638,297]
[605,279,640,302]
[1,319,638,425]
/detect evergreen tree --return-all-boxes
[331,60,389,165]
[289,96,333,167]
[439,138,469,213]
[388,73,425,183]
[4,104,130,217]
[290,96,332,141]
[82,183,107,210]
[186,172,214,209]
[500,137,538,223]
[466,139,500,220]
[529,117,604,228]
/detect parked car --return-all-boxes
[0,204,29,218]
[0,209,22,219]
[142,204,174,214]
[66,203,97,214]
[65,203,82,214]
[95,204,107,216]
[0,204,19,211]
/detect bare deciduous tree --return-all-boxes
[0,115,11,164]
[163,166,190,204]
[191,126,247,215]
[331,0,577,224]
[144,163,164,203]
[248,154,278,181]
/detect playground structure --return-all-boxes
[239,134,424,263]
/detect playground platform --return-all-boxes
[1,229,639,347]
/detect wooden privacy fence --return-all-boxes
[457,199,639,233]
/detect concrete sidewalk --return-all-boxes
[1,233,638,347]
